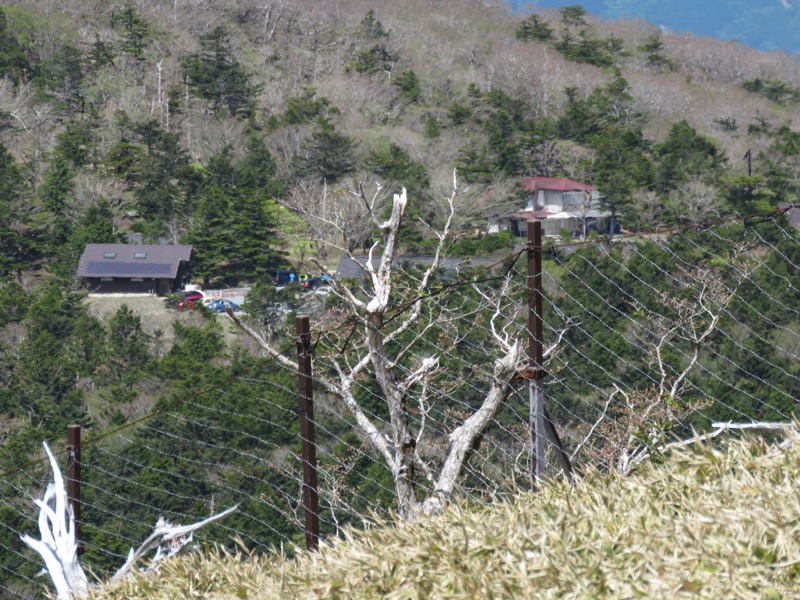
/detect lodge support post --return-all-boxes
[296,316,319,551]
[66,424,84,556]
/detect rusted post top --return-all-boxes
[527,220,544,372]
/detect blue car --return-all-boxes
[208,299,241,313]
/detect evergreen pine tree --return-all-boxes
[516,14,553,42]
[183,27,254,117]
[0,8,29,84]
[300,119,357,183]
[114,4,150,60]
[39,155,73,215]
[0,142,36,278]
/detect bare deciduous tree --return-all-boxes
[573,255,751,474]
[233,176,530,520]
[665,180,724,226]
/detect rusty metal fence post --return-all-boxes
[527,221,573,488]
[66,424,84,555]
[296,316,319,550]
[527,221,547,488]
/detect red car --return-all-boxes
[172,290,204,311]
[176,298,201,311]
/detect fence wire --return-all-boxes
[1,212,798,597]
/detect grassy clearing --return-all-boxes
[84,296,185,349]
[83,295,248,352]
[92,434,800,599]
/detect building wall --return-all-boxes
[542,218,569,237]
[84,278,166,295]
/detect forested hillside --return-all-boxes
[1,1,800,597]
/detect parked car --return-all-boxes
[271,301,292,314]
[165,290,203,309]
[301,274,334,291]
[208,298,241,313]
[300,277,322,290]
[176,297,201,311]
[271,270,299,286]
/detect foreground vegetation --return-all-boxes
[92,434,800,599]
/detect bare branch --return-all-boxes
[432,340,523,500]
[570,386,620,462]
[111,505,239,583]
[628,422,799,471]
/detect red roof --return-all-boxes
[521,177,593,193]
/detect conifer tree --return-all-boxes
[299,119,357,183]
[0,8,29,84]
[114,4,149,60]
[0,142,35,277]
[183,26,254,117]
[516,14,553,42]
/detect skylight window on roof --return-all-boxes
[103,252,117,259]
[134,252,147,259]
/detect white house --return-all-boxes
[490,177,613,238]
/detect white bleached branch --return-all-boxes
[111,504,238,583]
[22,443,237,599]
[570,386,621,462]
[628,422,799,469]
[20,443,87,600]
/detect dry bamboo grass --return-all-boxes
[92,435,800,599]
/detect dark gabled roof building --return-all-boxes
[77,243,193,295]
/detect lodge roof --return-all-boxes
[77,243,193,279]
[521,176,594,193]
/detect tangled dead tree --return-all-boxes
[21,443,237,600]
[233,176,557,520]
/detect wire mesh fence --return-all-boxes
[1,209,799,597]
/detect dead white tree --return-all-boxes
[21,443,236,600]
[262,0,291,44]
[233,174,533,520]
[21,444,87,600]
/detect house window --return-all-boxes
[103,252,117,259]
[131,278,144,282]
[100,277,114,282]
[544,190,562,207]
[134,252,147,259]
